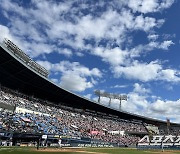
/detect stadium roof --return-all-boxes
[0,43,179,126]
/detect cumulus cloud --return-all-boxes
[60,73,93,92]
[134,15,164,31]
[99,83,149,115]
[114,61,161,81]
[0,25,13,43]
[128,0,174,13]
[107,83,180,122]
[58,48,73,57]
[120,83,150,113]
[159,69,180,82]
[0,0,175,64]
[37,60,102,92]
[0,0,171,56]
[92,47,129,66]
[158,40,174,50]
[133,83,151,94]
[93,85,180,122]
[111,85,128,89]
[148,40,174,50]
[147,34,159,41]
[147,99,180,122]
[130,40,174,58]
[113,61,180,82]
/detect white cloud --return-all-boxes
[0,0,168,57]
[58,48,73,57]
[155,100,180,114]
[25,42,55,57]
[113,61,161,81]
[51,78,59,84]
[96,83,150,114]
[128,0,158,13]
[84,94,92,99]
[113,61,180,82]
[60,73,93,92]
[147,34,159,41]
[100,83,150,115]
[100,82,180,122]
[133,83,151,94]
[36,60,103,78]
[130,40,174,58]
[159,40,174,50]
[147,99,180,122]
[111,85,128,88]
[0,1,178,85]
[128,0,174,13]
[159,69,180,82]
[0,25,13,43]
[37,60,102,92]
[119,83,149,113]
[134,15,164,32]
[0,25,26,53]
[111,83,180,122]
[92,47,129,66]
[148,40,174,50]
[75,52,84,57]
[125,92,149,113]
[0,0,28,17]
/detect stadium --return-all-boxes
[0,38,180,154]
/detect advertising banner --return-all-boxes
[138,135,180,150]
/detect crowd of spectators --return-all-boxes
[158,125,180,136]
[0,85,168,146]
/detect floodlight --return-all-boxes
[94,90,101,103]
[118,95,128,111]
[120,95,128,100]
[3,38,49,78]
[113,94,119,99]
[94,90,101,96]
[103,92,109,97]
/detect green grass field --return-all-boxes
[0,147,180,154]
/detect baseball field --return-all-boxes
[0,147,180,154]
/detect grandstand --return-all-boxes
[0,39,180,148]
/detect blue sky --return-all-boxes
[0,0,180,122]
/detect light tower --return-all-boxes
[94,90,101,103]
[108,93,113,107]
[118,95,128,111]
[94,90,127,111]
[102,92,111,107]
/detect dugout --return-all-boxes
[12,133,41,146]
[44,134,60,146]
